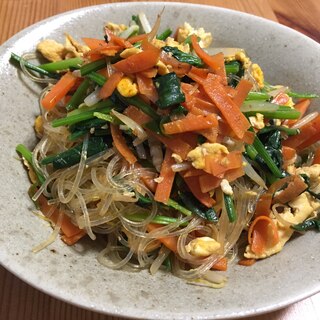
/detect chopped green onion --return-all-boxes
[166,199,192,216]
[246,92,270,101]
[66,78,91,111]
[125,212,188,226]
[67,100,113,117]
[93,112,115,123]
[10,52,60,79]
[86,72,107,86]
[39,57,83,72]
[241,101,278,113]
[225,61,241,75]
[183,35,200,45]
[245,144,258,160]
[138,195,191,216]
[52,100,114,127]
[287,92,319,99]
[16,144,33,164]
[16,144,45,184]
[242,102,301,119]
[224,194,237,222]
[157,28,172,40]
[80,58,107,76]
[259,125,300,136]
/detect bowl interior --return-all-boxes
[0,3,319,319]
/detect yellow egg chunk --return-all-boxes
[117,77,138,97]
[186,237,221,257]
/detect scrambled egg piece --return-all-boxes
[251,64,264,89]
[120,47,142,58]
[37,39,65,62]
[156,60,170,75]
[244,192,320,259]
[186,237,221,257]
[295,164,320,191]
[37,34,89,62]
[235,52,264,88]
[176,22,213,48]
[151,37,190,53]
[249,113,265,130]
[283,96,294,107]
[117,77,138,97]
[220,179,233,196]
[235,51,251,69]
[187,143,229,169]
[34,115,43,137]
[64,33,90,59]
[105,22,127,35]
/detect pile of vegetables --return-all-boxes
[13,13,320,288]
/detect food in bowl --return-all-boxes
[13,12,320,288]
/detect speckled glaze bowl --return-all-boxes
[0,2,319,319]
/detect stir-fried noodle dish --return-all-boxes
[13,13,320,288]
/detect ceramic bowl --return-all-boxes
[0,2,319,319]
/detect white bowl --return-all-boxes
[0,2,319,319]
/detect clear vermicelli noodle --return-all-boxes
[14,12,320,288]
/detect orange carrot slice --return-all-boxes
[113,45,160,74]
[283,114,320,149]
[123,105,151,125]
[105,28,133,48]
[127,33,148,44]
[212,257,228,271]
[248,216,279,255]
[41,72,77,110]
[147,223,178,253]
[148,131,193,160]
[191,35,227,85]
[198,174,221,193]
[199,74,251,139]
[312,148,320,164]
[136,73,158,102]
[163,113,218,135]
[82,38,109,50]
[204,151,243,177]
[154,149,176,204]
[38,194,86,245]
[233,79,253,107]
[181,168,205,177]
[285,99,311,127]
[238,258,256,266]
[273,175,307,204]
[223,166,245,182]
[110,124,137,164]
[183,175,215,208]
[99,71,123,99]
